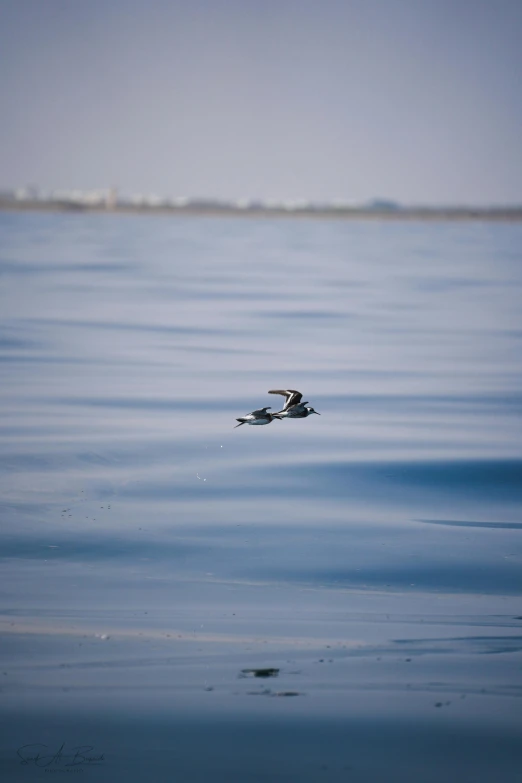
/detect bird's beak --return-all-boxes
[313,411,321,415]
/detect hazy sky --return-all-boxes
[1,0,521,204]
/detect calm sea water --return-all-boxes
[1,211,521,782]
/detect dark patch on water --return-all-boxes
[262,563,522,595]
[247,689,301,697]
[51,395,243,411]
[392,635,522,656]
[281,459,522,503]
[0,355,128,364]
[0,533,206,563]
[322,392,522,414]
[241,668,280,678]
[24,317,242,336]
[255,310,344,320]
[418,519,522,530]
[0,333,42,351]
[407,276,492,293]
[0,259,132,275]
[111,458,522,506]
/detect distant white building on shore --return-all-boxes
[106,187,118,210]
[15,185,39,201]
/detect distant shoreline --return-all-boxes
[1,199,522,222]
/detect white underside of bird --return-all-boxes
[234,407,283,427]
[275,402,309,417]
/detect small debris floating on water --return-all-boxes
[240,668,280,678]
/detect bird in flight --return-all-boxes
[234,390,320,427]
[234,406,283,428]
[269,389,321,418]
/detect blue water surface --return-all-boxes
[0,211,521,782]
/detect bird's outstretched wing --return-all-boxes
[268,389,303,411]
[251,406,271,416]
